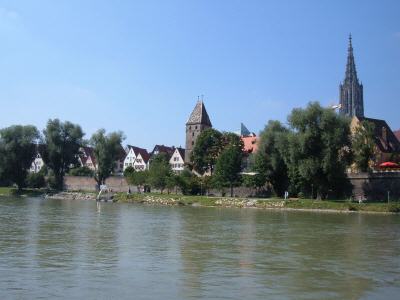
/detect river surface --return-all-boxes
[0,196,399,299]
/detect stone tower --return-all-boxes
[185,100,212,163]
[339,35,364,118]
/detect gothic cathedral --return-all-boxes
[339,35,364,118]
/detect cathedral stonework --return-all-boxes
[339,35,364,118]
[185,100,212,163]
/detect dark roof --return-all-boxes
[150,145,175,158]
[127,145,151,163]
[79,146,96,165]
[116,144,127,161]
[186,100,212,126]
[394,130,400,143]
[176,147,185,160]
[359,117,400,153]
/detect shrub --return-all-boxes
[69,166,94,177]
[26,172,46,188]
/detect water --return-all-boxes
[0,197,399,300]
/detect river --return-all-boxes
[0,196,399,299]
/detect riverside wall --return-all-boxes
[64,176,134,192]
[348,172,400,201]
[64,172,400,200]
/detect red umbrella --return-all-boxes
[379,161,400,168]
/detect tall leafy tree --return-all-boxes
[254,120,289,196]
[90,129,124,189]
[191,128,222,175]
[0,125,39,189]
[284,102,352,199]
[351,120,376,172]
[42,119,84,190]
[213,144,243,197]
[148,153,172,193]
[125,166,149,193]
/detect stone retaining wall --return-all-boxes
[64,172,400,200]
[348,172,400,201]
[64,176,135,193]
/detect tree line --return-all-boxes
[0,102,380,198]
[190,102,379,199]
[0,119,124,190]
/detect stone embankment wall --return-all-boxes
[64,176,135,193]
[348,172,400,201]
[64,173,400,200]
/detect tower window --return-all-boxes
[192,132,194,137]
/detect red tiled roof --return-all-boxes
[241,136,258,153]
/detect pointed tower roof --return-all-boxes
[240,123,251,136]
[186,100,212,126]
[344,34,359,84]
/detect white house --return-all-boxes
[30,153,44,173]
[123,145,150,172]
[169,147,185,173]
[78,146,96,170]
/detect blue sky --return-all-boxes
[0,0,399,149]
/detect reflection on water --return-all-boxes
[0,197,399,299]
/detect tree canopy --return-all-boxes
[42,119,84,190]
[253,120,289,196]
[191,128,222,175]
[148,152,172,193]
[351,120,376,172]
[0,125,39,189]
[213,143,243,197]
[283,102,352,199]
[90,129,124,189]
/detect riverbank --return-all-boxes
[31,190,400,214]
[114,192,400,214]
[0,187,46,197]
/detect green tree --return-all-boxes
[69,166,94,177]
[191,128,222,175]
[213,144,243,197]
[175,169,201,195]
[26,168,46,189]
[254,120,289,196]
[42,119,84,190]
[148,153,172,193]
[0,125,39,189]
[90,129,125,190]
[284,102,352,199]
[352,120,376,172]
[125,167,149,193]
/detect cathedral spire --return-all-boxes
[344,34,358,84]
[339,35,364,118]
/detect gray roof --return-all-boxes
[186,100,212,126]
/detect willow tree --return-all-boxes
[91,129,124,190]
[284,102,352,199]
[42,119,84,190]
[0,125,39,189]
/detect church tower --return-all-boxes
[339,35,364,118]
[185,99,212,163]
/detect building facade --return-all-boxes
[185,100,212,163]
[339,35,364,118]
[169,147,185,173]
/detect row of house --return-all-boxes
[30,143,186,175]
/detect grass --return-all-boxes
[115,192,400,213]
[0,187,47,197]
